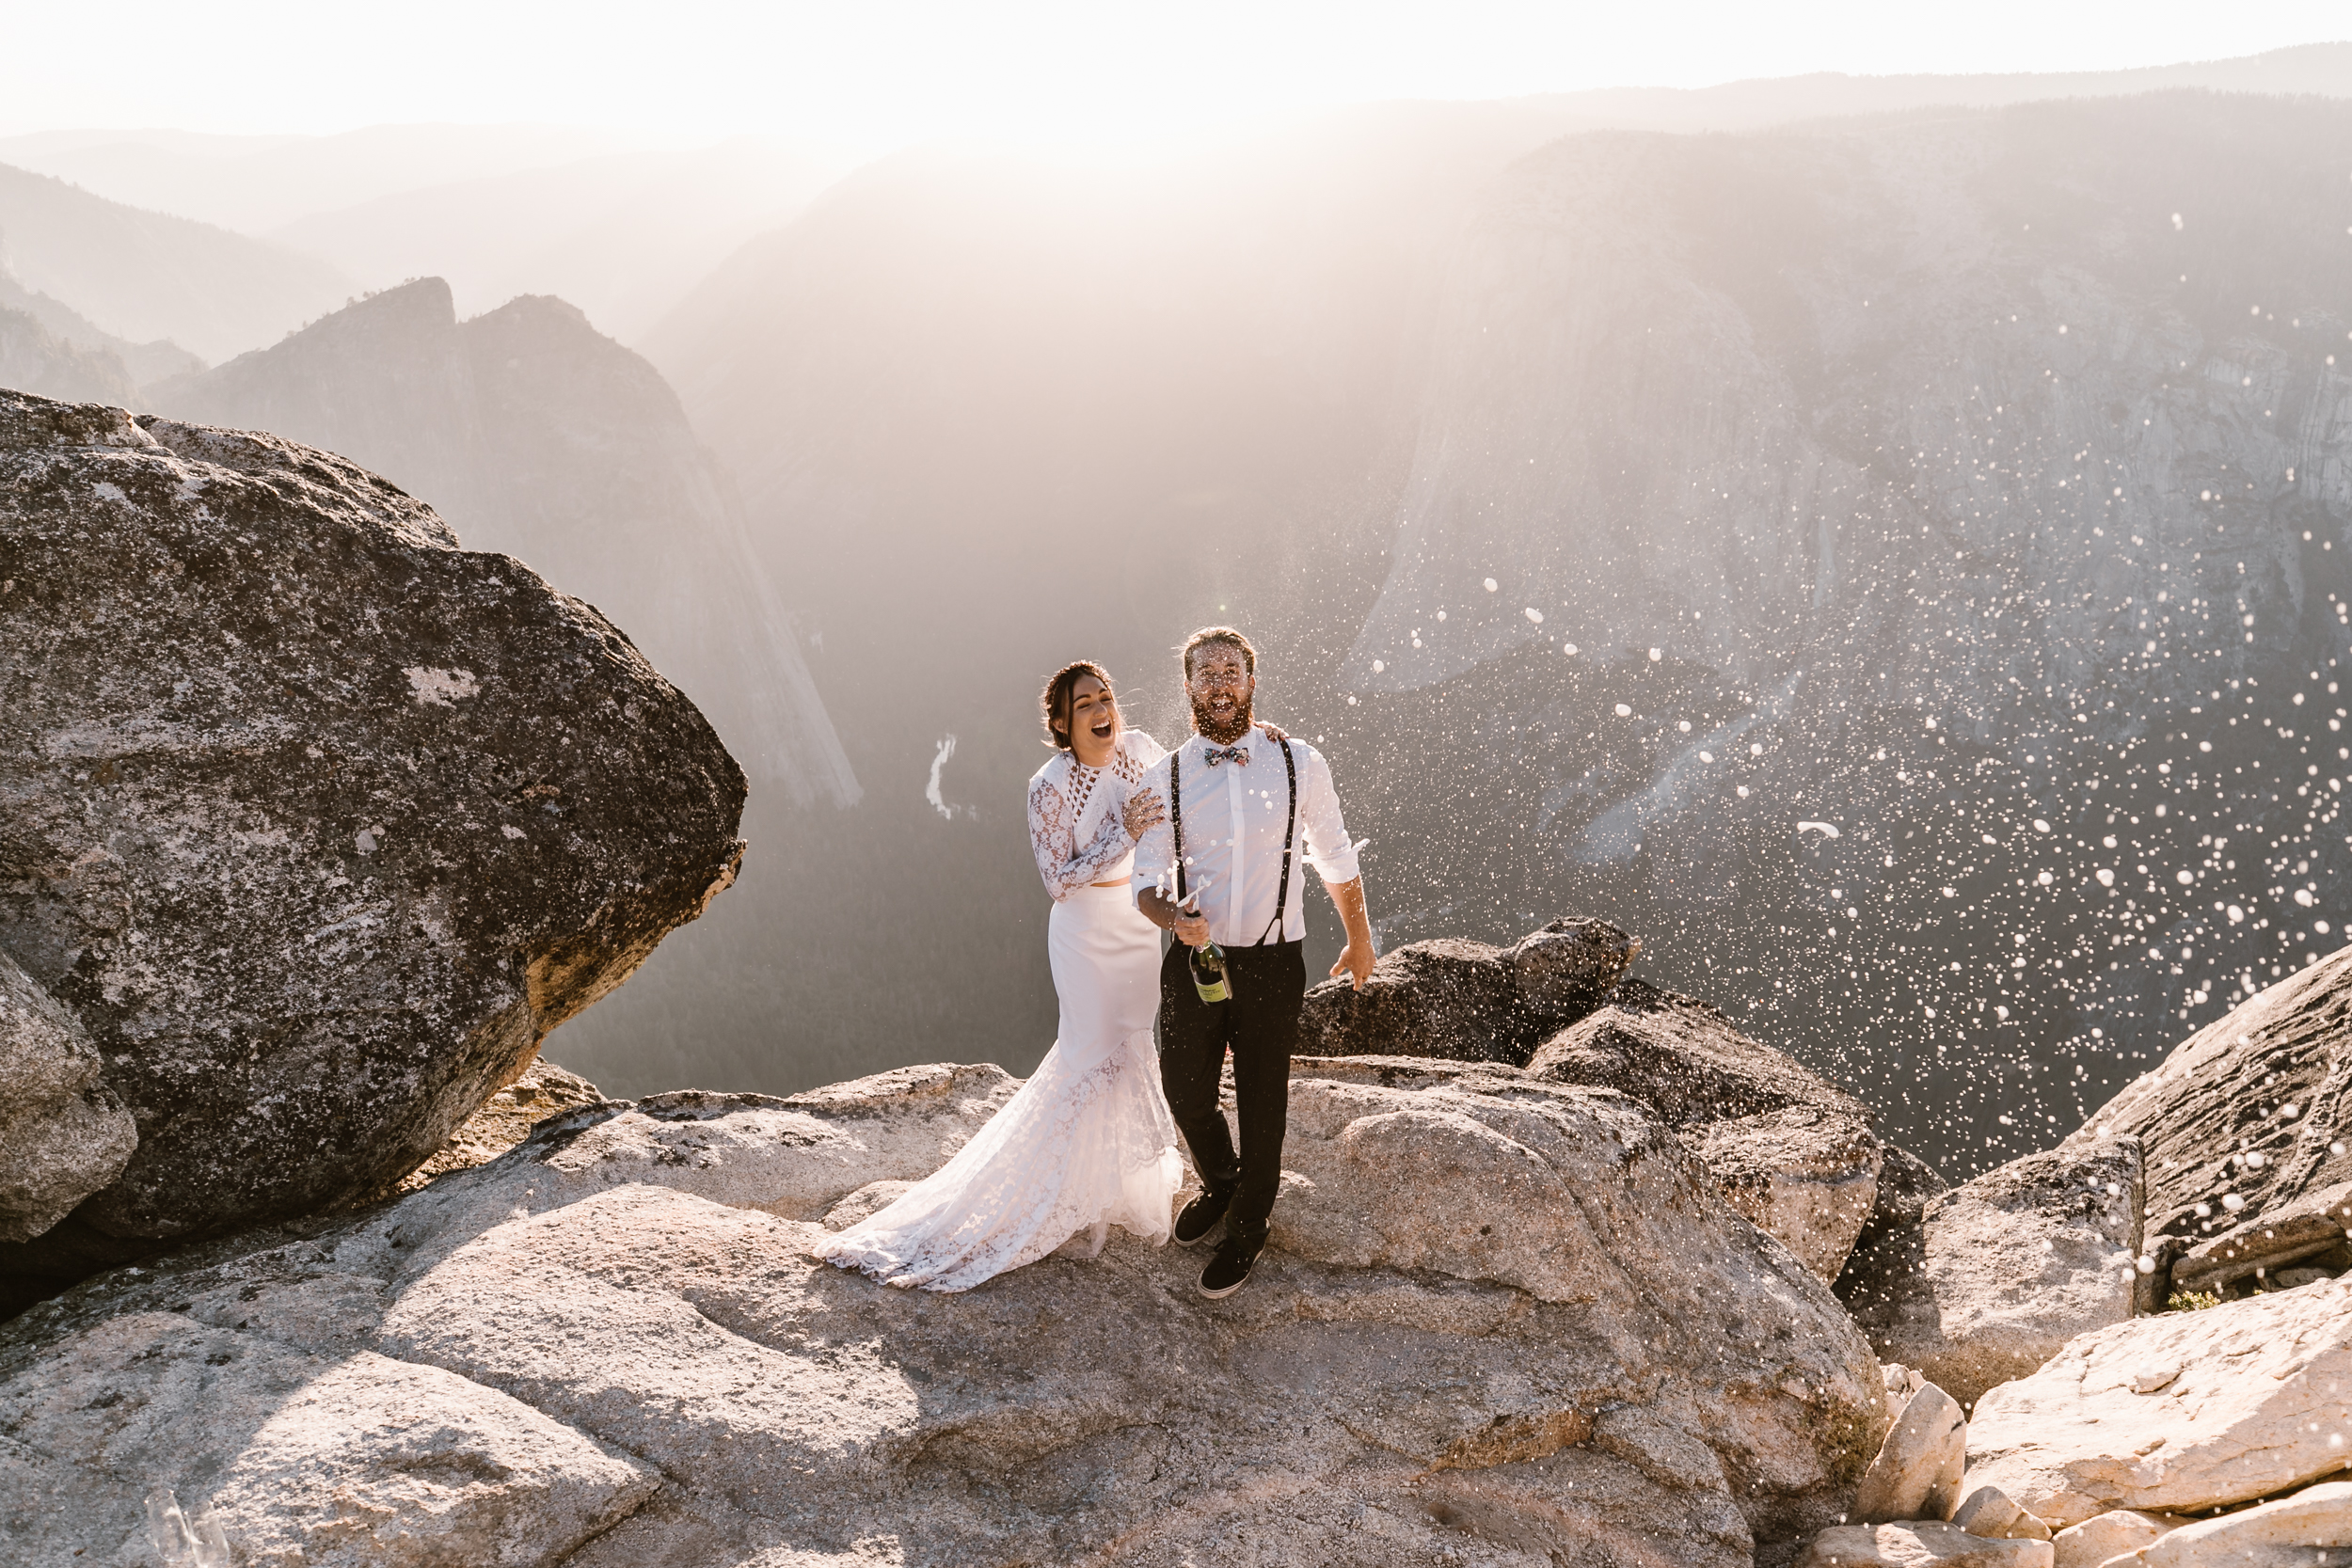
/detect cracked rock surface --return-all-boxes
[0,1059,1884,1567]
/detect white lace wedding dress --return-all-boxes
[817,728,1183,1291]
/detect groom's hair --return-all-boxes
[1040,659,1114,751]
[1180,626,1257,680]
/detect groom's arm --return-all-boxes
[1325,877,1375,991]
[1296,745,1373,990]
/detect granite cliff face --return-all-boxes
[0,391,745,1306]
[1333,93,2352,1169]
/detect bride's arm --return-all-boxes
[1027,773,1141,901]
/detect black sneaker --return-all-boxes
[1198,1235,1260,1299]
[1173,1188,1233,1246]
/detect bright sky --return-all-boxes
[4,0,2347,152]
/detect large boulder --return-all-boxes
[1296,916,1639,1065]
[2066,947,2352,1298]
[1796,1523,2054,1567]
[0,392,745,1291]
[1838,1140,2147,1409]
[1528,979,1883,1279]
[0,949,136,1243]
[0,1058,1887,1566]
[1963,1277,2352,1528]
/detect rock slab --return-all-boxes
[1296,916,1638,1065]
[0,948,135,1242]
[1841,1140,2146,1408]
[2137,1480,2352,1566]
[2069,948,2352,1297]
[1852,1381,1968,1524]
[1953,1484,2054,1542]
[1965,1277,2352,1528]
[1530,978,1884,1279]
[1796,1522,2056,1567]
[2051,1511,2182,1568]
[0,392,746,1275]
[0,1058,1887,1567]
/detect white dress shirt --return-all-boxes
[1131,724,1361,948]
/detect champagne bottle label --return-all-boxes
[1190,942,1231,1005]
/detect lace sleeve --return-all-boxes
[1028,769,1135,902]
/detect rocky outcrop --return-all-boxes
[370,1057,608,1203]
[1796,1523,2054,1567]
[0,1058,1886,1566]
[1839,1141,2147,1409]
[1951,1485,2052,1543]
[0,391,745,1296]
[1963,1277,2352,1528]
[1527,978,1883,1278]
[1295,916,1639,1066]
[2067,949,2352,1299]
[0,949,136,1242]
[1852,1381,1967,1524]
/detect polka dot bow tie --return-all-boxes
[1204,745,1250,767]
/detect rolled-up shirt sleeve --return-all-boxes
[1297,744,1360,886]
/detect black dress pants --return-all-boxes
[1158,938,1305,1249]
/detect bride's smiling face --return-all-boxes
[1064,674,1120,766]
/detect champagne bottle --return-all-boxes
[1176,882,1231,1004]
[1190,936,1232,1005]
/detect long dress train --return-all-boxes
[817,730,1181,1291]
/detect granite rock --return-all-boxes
[0,948,136,1243]
[1952,1483,2054,1542]
[1528,979,1883,1278]
[0,392,746,1287]
[1796,1522,2056,1568]
[1841,1140,2146,1409]
[1852,1381,1968,1524]
[0,1058,1887,1566]
[1965,1278,2352,1528]
[2051,1509,2185,1568]
[2067,949,2352,1298]
[2137,1480,2352,1567]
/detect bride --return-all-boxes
[817,660,1184,1291]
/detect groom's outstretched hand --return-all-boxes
[1327,877,1376,991]
[1330,943,1375,991]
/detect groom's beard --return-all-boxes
[1192,691,1254,745]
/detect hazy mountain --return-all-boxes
[1520,40,2352,134]
[0,269,204,387]
[0,304,135,404]
[0,124,649,233]
[0,126,854,344]
[267,141,847,341]
[640,88,2352,1175]
[0,161,352,362]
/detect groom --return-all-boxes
[1135,626,1375,1298]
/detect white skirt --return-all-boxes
[818,883,1183,1291]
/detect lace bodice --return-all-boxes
[1027,729,1167,901]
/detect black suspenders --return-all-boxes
[1168,735,1298,946]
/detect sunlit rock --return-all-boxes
[0,1058,1886,1565]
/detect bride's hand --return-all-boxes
[1121,786,1166,839]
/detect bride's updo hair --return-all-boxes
[1041,659,1116,750]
